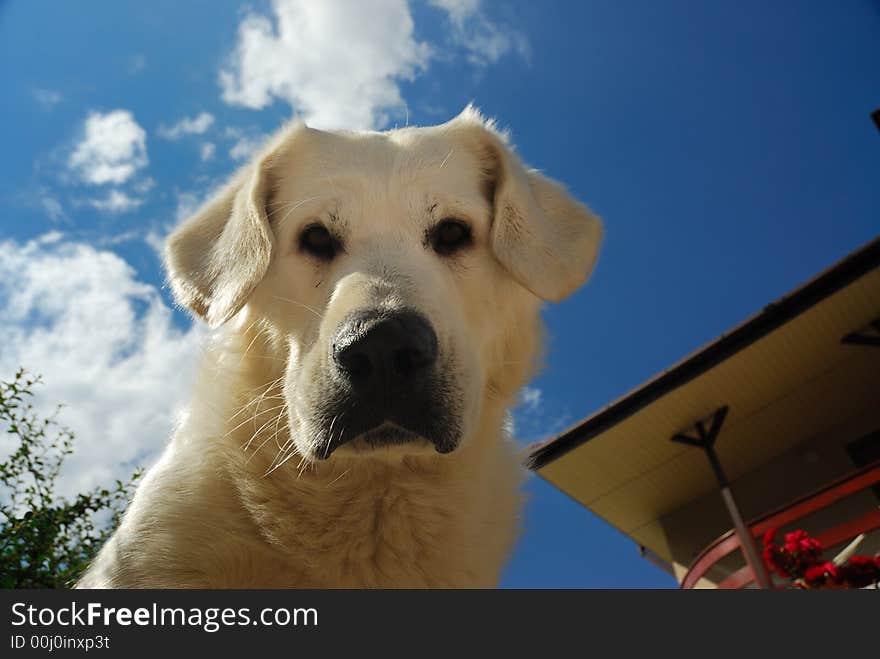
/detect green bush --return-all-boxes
[0,369,140,588]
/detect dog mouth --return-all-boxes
[312,413,459,460]
[358,421,418,444]
[344,422,432,452]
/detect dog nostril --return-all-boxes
[340,351,373,381]
[392,348,425,377]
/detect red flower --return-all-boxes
[846,555,875,569]
[784,529,809,553]
[799,537,821,553]
[761,528,792,577]
[836,555,880,588]
[803,566,824,583]
[803,561,837,587]
[760,526,879,589]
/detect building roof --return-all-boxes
[527,236,880,562]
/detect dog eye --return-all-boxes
[299,224,339,261]
[430,219,472,256]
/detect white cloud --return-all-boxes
[219,0,430,129]
[87,190,144,214]
[68,110,148,186]
[200,142,216,161]
[157,112,215,140]
[0,235,204,496]
[429,0,529,65]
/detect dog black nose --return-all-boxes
[333,310,438,393]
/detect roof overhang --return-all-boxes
[528,236,880,561]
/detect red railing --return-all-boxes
[681,460,880,589]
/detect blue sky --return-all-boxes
[1,1,878,588]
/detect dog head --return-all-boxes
[165,107,602,462]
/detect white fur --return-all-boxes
[77,107,602,588]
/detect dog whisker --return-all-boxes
[227,393,286,422]
[263,453,293,477]
[227,376,286,418]
[296,453,314,480]
[270,195,328,227]
[266,437,295,471]
[242,409,287,453]
[235,374,286,396]
[271,295,323,320]
[227,403,287,438]
[238,325,273,365]
[240,376,287,414]
[438,148,454,169]
[325,469,349,487]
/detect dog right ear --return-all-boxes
[448,106,603,302]
[164,125,304,328]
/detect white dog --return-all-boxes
[77,107,602,588]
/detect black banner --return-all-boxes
[1,589,876,654]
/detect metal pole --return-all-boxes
[672,407,774,589]
[719,483,773,589]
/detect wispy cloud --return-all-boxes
[229,135,267,161]
[68,110,148,186]
[96,229,144,247]
[128,54,147,75]
[199,142,216,161]
[142,182,224,262]
[520,386,542,412]
[32,88,63,110]
[143,229,167,261]
[39,193,67,222]
[0,235,203,496]
[428,0,479,25]
[224,126,269,161]
[86,190,144,214]
[157,112,215,140]
[133,177,156,194]
[510,386,572,446]
[173,191,203,222]
[173,180,225,222]
[429,0,530,65]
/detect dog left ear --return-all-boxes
[164,125,304,328]
[452,107,603,302]
[164,163,273,328]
